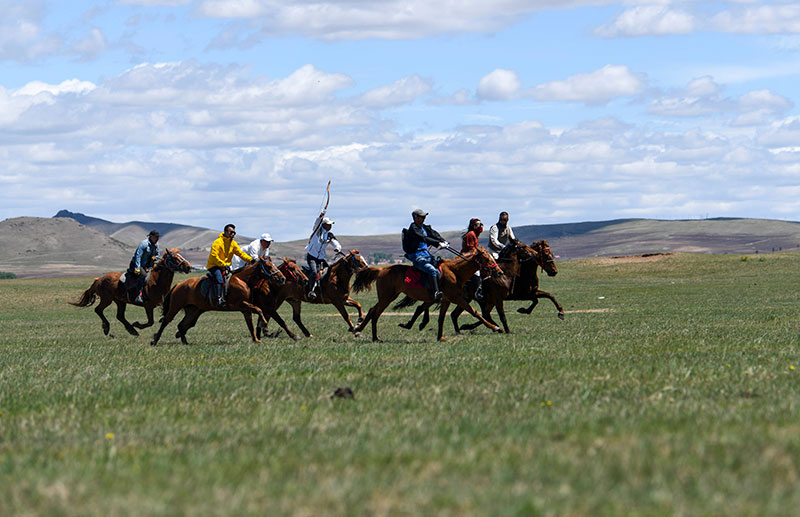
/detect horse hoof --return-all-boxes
[150,340,158,346]
[494,326,503,333]
[128,329,140,337]
[558,313,565,320]
[438,337,449,342]
[353,331,361,338]
[293,335,302,341]
[397,323,410,330]
[516,308,528,314]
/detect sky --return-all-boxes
[2,0,800,241]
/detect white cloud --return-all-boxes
[477,69,522,101]
[713,5,800,34]
[359,75,432,108]
[530,65,644,105]
[594,6,696,37]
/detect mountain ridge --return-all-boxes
[0,211,798,278]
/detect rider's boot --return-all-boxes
[475,278,484,302]
[134,291,144,304]
[307,280,317,300]
[430,275,442,302]
[214,283,226,307]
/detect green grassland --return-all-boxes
[1,253,799,515]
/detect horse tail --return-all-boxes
[352,267,380,293]
[69,278,100,307]
[393,295,418,310]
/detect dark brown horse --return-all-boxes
[252,258,308,341]
[266,250,369,336]
[397,239,537,334]
[351,246,504,342]
[511,239,563,317]
[149,258,285,346]
[70,249,192,336]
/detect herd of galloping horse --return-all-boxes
[71,240,562,344]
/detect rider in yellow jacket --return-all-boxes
[206,224,254,306]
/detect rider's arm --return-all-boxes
[233,241,255,263]
[328,233,342,253]
[489,225,502,249]
[133,241,146,271]
[508,226,516,241]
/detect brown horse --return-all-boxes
[351,246,504,342]
[149,258,285,346]
[397,239,537,334]
[252,258,308,341]
[70,249,192,336]
[266,250,369,336]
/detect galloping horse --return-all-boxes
[70,249,192,336]
[352,246,504,342]
[252,258,308,341]
[276,250,369,336]
[149,258,285,346]
[397,239,537,334]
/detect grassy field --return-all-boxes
[1,252,799,515]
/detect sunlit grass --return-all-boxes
[1,252,799,514]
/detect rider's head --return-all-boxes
[412,208,428,225]
[223,224,236,239]
[148,230,160,244]
[498,211,509,226]
[260,233,273,249]
[469,218,483,234]
[321,217,334,232]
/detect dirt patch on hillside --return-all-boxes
[592,252,673,265]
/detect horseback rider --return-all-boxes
[305,212,341,299]
[231,233,273,270]
[404,208,448,301]
[489,211,516,259]
[128,230,160,304]
[462,218,484,301]
[206,224,255,306]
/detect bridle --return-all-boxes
[445,246,500,273]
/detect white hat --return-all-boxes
[322,217,334,225]
[260,233,273,242]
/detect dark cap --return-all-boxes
[149,230,160,238]
[412,208,428,218]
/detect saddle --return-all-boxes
[301,264,331,297]
[404,263,443,289]
[119,270,151,302]
[200,270,232,305]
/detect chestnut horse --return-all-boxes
[351,246,504,342]
[149,258,285,346]
[252,258,308,341]
[265,250,369,336]
[397,239,537,334]
[70,249,192,336]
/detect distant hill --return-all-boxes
[2,212,800,278]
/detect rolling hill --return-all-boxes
[1,211,799,278]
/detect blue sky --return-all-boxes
[2,1,800,241]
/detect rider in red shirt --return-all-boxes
[461,218,484,300]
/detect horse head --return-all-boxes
[503,239,536,263]
[346,249,369,272]
[259,258,286,286]
[160,248,193,273]
[475,246,504,279]
[279,258,308,287]
[531,240,558,277]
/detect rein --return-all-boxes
[445,246,499,271]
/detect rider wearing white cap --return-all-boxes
[231,232,273,270]
[305,212,342,299]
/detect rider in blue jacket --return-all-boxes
[128,230,160,303]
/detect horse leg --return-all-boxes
[398,303,426,330]
[496,300,511,334]
[240,302,267,342]
[267,307,300,341]
[115,301,139,336]
[368,294,397,342]
[517,297,539,315]
[175,306,202,345]
[150,299,183,346]
[437,301,451,341]
[345,297,364,324]
[333,300,356,331]
[536,289,566,320]
[447,294,502,334]
[288,299,312,338]
[133,305,155,329]
[450,305,465,335]
[94,298,112,336]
